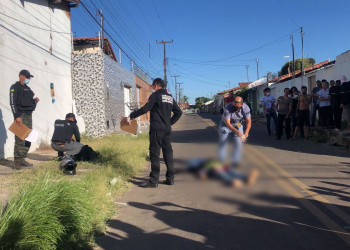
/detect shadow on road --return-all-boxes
[97,193,349,250]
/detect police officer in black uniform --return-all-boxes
[129,78,182,188]
[51,113,83,158]
[10,69,39,169]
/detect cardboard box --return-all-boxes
[9,120,32,140]
[120,117,138,134]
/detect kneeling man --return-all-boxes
[51,113,83,157]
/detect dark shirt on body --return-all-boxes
[130,89,182,132]
[51,119,81,143]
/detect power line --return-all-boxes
[277,0,300,28]
[169,28,300,64]
[80,0,152,78]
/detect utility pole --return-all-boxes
[177,82,183,104]
[228,81,231,90]
[291,35,295,79]
[301,27,305,86]
[246,65,250,82]
[256,58,259,80]
[156,40,173,88]
[172,75,180,102]
[97,10,104,49]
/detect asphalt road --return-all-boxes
[96,113,350,250]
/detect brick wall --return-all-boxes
[135,75,152,122]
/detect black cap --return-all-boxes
[65,113,76,122]
[19,69,34,78]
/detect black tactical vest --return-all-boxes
[18,85,36,111]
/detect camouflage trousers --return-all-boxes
[14,113,32,162]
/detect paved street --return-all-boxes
[96,114,350,250]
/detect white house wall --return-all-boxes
[0,0,73,159]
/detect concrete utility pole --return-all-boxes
[172,75,180,102]
[301,27,305,86]
[156,40,173,88]
[291,35,295,79]
[97,10,104,49]
[256,58,259,80]
[246,65,250,82]
[177,82,183,104]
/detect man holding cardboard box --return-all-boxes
[128,78,182,188]
[9,69,39,169]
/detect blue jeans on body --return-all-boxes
[218,126,243,165]
[265,110,278,135]
[215,168,247,184]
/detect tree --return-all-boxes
[182,95,189,104]
[195,96,211,108]
[280,58,315,76]
[266,71,278,81]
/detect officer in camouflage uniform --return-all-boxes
[9,70,39,169]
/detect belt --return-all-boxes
[52,141,65,146]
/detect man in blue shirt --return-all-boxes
[259,87,278,136]
[219,96,251,167]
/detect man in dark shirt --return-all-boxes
[129,78,182,187]
[51,113,83,157]
[10,69,40,169]
[340,76,350,130]
[329,80,342,129]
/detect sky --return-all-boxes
[71,0,350,104]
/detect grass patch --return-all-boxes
[0,133,149,249]
[309,134,328,143]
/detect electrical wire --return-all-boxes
[80,0,154,78]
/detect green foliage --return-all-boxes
[181,95,189,104]
[0,133,149,249]
[280,58,315,76]
[195,96,211,108]
[235,87,249,101]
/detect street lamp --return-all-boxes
[283,56,291,76]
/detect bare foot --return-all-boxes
[231,179,244,188]
[247,169,259,185]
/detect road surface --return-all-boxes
[96,113,350,250]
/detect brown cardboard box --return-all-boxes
[120,117,138,134]
[8,120,32,140]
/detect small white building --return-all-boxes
[0,0,79,159]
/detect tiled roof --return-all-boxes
[73,37,117,62]
[269,60,335,83]
[238,82,250,87]
[217,82,251,95]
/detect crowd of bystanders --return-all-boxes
[259,75,350,141]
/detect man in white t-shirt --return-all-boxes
[317,80,331,128]
[259,88,278,136]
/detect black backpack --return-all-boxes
[74,145,99,161]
